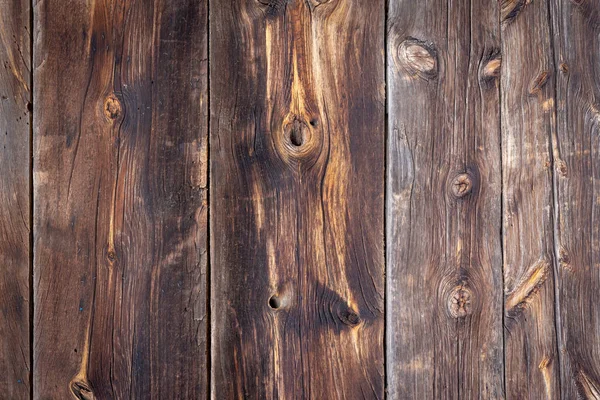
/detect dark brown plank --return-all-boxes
[0,0,30,397]
[386,0,504,397]
[550,0,600,397]
[33,0,208,397]
[210,0,385,397]
[500,0,561,397]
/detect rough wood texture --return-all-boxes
[551,0,600,397]
[33,0,208,398]
[0,0,30,397]
[210,0,385,397]
[387,0,504,397]
[501,0,561,397]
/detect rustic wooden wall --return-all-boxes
[0,0,596,398]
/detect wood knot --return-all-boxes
[501,0,529,23]
[451,173,473,198]
[397,38,438,80]
[107,250,116,262]
[70,380,94,400]
[556,159,568,177]
[283,117,311,149]
[560,63,569,74]
[257,0,289,17]
[481,55,501,81]
[448,286,472,318]
[274,114,324,171]
[529,71,550,95]
[338,308,361,327]
[104,95,121,120]
[559,247,570,268]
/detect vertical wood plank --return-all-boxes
[550,0,600,396]
[387,0,504,397]
[33,0,208,397]
[500,0,561,397]
[210,0,385,397]
[0,0,31,397]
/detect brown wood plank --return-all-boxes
[550,0,600,397]
[210,0,385,397]
[386,0,504,397]
[33,0,208,397]
[500,0,561,398]
[0,0,31,397]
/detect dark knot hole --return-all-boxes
[269,295,281,309]
[290,128,304,147]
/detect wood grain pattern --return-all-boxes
[500,0,561,398]
[550,0,600,397]
[387,0,504,397]
[33,0,207,398]
[0,0,30,397]
[209,0,385,397]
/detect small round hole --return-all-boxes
[269,295,281,309]
[309,118,319,127]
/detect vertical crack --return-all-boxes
[545,0,565,396]
[383,0,388,397]
[206,0,212,398]
[498,5,507,399]
[29,0,35,397]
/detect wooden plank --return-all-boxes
[550,0,600,397]
[500,0,561,398]
[210,0,385,397]
[33,0,208,397]
[0,0,31,397]
[386,0,504,397]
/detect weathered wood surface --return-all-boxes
[501,0,561,398]
[0,0,30,397]
[210,0,385,397]
[387,0,504,398]
[551,0,600,397]
[3,0,598,397]
[33,0,208,398]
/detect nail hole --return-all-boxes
[289,128,303,147]
[309,118,319,127]
[269,295,281,309]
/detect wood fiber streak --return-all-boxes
[210,0,385,398]
[550,0,600,397]
[33,0,208,398]
[0,0,31,397]
[387,0,504,398]
[501,0,561,397]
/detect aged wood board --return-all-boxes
[210,0,385,397]
[33,0,208,398]
[0,0,31,397]
[0,0,595,398]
